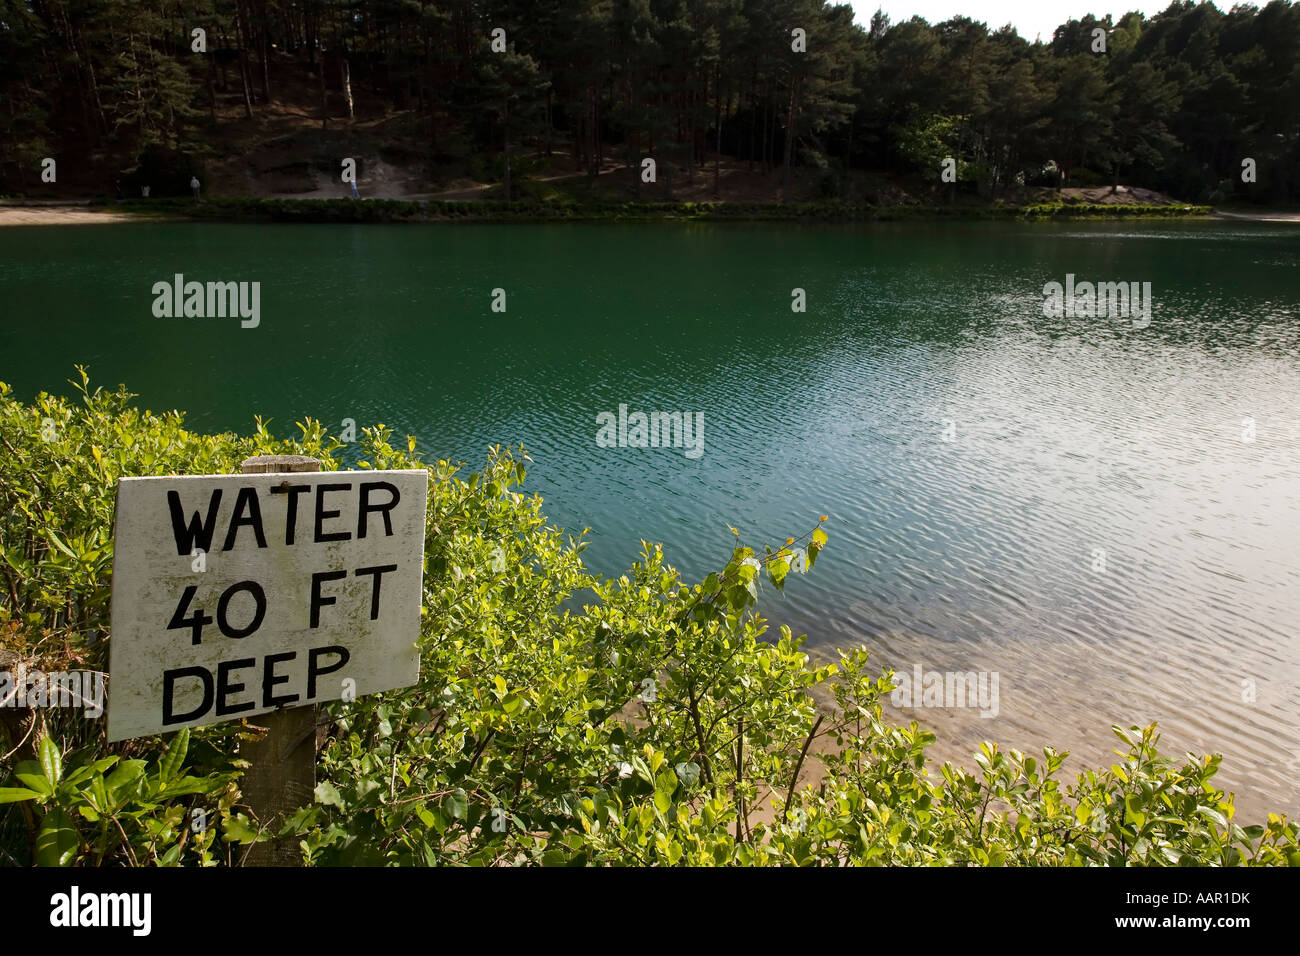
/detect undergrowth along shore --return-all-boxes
[2,374,1295,867]
[100,196,1214,224]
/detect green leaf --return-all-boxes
[1124,794,1146,828]
[15,773,52,796]
[314,780,345,809]
[39,737,62,786]
[1198,806,1227,829]
[0,547,31,575]
[160,774,226,798]
[159,727,190,783]
[105,759,146,799]
[726,584,751,610]
[36,808,79,867]
[654,770,678,814]
[158,842,184,866]
[45,530,78,559]
[222,813,265,844]
[445,788,469,820]
[1076,799,1093,825]
[768,558,790,584]
[87,775,110,814]
[674,762,700,789]
[0,787,41,804]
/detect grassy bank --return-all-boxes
[98,196,1213,225]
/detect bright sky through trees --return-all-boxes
[850,1,1225,42]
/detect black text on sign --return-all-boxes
[107,470,428,741]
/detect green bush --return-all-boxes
[1,373,1295,866]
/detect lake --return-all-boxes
[2,218,1297,819]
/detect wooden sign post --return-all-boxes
[239,455,320,865]
[106,455,429,865]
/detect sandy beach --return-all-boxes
[1212,209,1300,222]
[0,205,144,226]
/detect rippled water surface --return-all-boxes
[2,219,1297,818]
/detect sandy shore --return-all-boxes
[4,201,1296,226]
[0,205,144,226]
[1213,209,1300,222]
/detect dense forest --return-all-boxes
[1,0,1298,204]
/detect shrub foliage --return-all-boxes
[1,373,1296,866]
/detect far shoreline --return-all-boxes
[0,196,1227,226]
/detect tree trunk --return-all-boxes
[503,97,511,201]
[235,2,255,118]
[62,10,100,142]
[747,69,756,172]
[587,86,599,182]
[239,53,254,118]
[595,88,603,169]
[629,135,639,199]
[341,56,354,119]
[545,88,553,155]
[68,12,109,139]
[207,46,219,122]
[762,97,771,173]
[712,70,722,200]
[259,0,272,103]
[843,117,853,200]
[781,79,796,203]
[319,54,328,130]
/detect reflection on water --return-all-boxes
[1,219,1297,818]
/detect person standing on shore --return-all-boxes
[190,176,201,201]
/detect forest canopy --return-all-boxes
[1,0,1297,204]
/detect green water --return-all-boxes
[2,219,1298,817]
